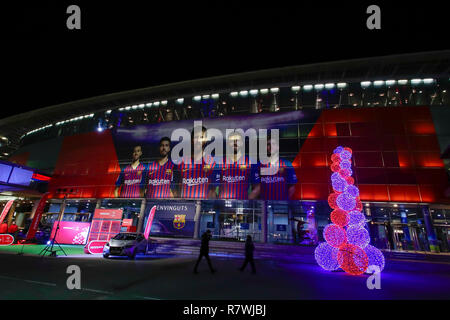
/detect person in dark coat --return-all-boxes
[194,230,216,274]
[239,235,256,274]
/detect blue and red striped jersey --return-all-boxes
[177,157,217,199]
[257,158,297,200]
[115,163,147,198]
[217,156,259,200]
[146,160,175,198]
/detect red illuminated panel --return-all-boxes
[336,123,351,136]
[382,152,399,167]
[307,123,324,137]
[346,136,382,152]
[405,121,436,135]
[380,136,396,151]
[379,120,406,135]
[393,136,409,151]
[354,168,387,184]
[358,185,389,201]
[408,135,440,151]
[292,184,301,200]
[353,152,383,167]
[325,137,341,154]
[388,185,421,202]
[349,108,377,123]
[418,185,437,203]
[301,183,329,200]
[401,107,433,122]
[49,130,119,198]
[413,152,444,168]
[350,122,378,136]
[324,123,337,136]
[397,152,413,168]
[301,138,326,152]
[386,168,416,184]
[300,153,327,168]
[296,167,328,183]
[415,168,449,185]
[323,109,350,123]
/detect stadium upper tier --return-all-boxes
[0,50,449,158]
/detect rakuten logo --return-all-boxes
[124,179,141,185]
[183,177,208,186]
[223,175,246,183]
[261,176,285,183]
[148,179,171,186]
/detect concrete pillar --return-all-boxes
[29,199,41,219]
[400,210,412,250]
[6,202,17,227]
[193,200,202,239]
[261,200,267,243]
[137,198,147,233]
[422,206,439,253]
[57,199,67,222]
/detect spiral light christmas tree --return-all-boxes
[315,146,385,275]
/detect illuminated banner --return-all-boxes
[0,200,14,224]
[50,221,91,245]
[143,206,156,239]
[87,240,109,254]
[145,201,196,237]
[122,219,133,227]
[26,192,50,240]
[93,209,123,220]
[112,111,305,201]
[86,209,123,249]
[0,234,14,246]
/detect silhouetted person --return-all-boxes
[194,230,216,274]
[290,218,307,244]
[239,235,256,274]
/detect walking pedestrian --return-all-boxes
[194,230,216,274]
[239,235,256,274]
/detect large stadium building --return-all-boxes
[0,51,449,254]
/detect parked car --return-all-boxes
[103,232,150,259]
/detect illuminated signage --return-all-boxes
[0,234,14,246]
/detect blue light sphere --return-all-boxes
[332,179,347,193]
[348,210,366,227]
[339,168,353,178]
[331,172,342,182]
[364,244,385,273]
[333,146,344,154]
[346,225,370,249]
[345,185,360,198]
[336,192,356,211]
[339,160,352,170]
[315,242,340,271]
[340,150,352,160]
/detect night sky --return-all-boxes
[3,1,449,119]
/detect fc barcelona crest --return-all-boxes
[173,214,186,229]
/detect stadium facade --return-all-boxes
[0,51,449,254]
